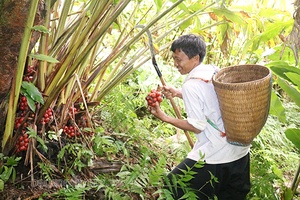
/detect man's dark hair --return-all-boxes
[171,34,206,63]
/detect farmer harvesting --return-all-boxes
[148,34,251,199]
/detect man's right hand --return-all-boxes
[162,86,182,99]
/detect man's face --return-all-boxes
[172,49,198,75]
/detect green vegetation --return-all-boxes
[0,0,299,199]
[26,69,299,199]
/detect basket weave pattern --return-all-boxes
[212,65,272,146]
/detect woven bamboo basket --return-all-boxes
[212,64,272,146]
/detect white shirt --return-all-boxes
[182,64,250,164]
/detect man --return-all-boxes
[149,34,251,199]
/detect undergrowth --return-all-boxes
[4,67,297,199]
[49,68,299,200]
[41,98,299,199]
[248,101,299,200]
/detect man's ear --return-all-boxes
[193,55,200,62]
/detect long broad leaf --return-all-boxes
[212,7,245,25]
[269,61,300,84]
[276,77,300,107]
[21,82,44,104]
[285,72,300,88]
[285,128,300,150]
[269,90,286,123]
[260,20,293,42]
[30,54,59,63]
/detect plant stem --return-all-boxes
[2,0,39,151]
[291,161,300,194]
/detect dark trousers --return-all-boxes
[166,153,251,200]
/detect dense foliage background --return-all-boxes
[0,0,299,199]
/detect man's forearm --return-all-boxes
[164,116,201,133]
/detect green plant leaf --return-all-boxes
[27,95,36,112]
[189,3,204,12]
[0,166,13,182]
[169,0,188,13]
[11,168,16,183]
[267,46,296,63]
[269,90,286,123]
[32,25,50,33]
[242,38,254,56]
[58,145,66,160]
[30,53,59,63]
[258,8,284,18]
[47,130,59,141]
[21,82,44,105]
[285,72,300,88]
[27,128,48,152]
[285,128,300,150]
[0,179,3,191]
[284,187,294,200]
[180,174,194,182]
[36,136,48,152]
[212,7,245,25]
[271,165,283,179]
[179,18,194,30]
[269,62,300,83]
[276,77,300,107]
[20,86,37,111]
[6,156,21,167]
[260,20,293,42]
[154,0,163,11]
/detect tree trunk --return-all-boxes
[285,0,300,64]
[0,0,45,138]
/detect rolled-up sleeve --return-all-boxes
[187,117,207,132]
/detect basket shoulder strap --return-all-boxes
[189,77,211,83]
[189,67,219,83]
[206,118,226,137]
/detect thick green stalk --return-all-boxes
[53,0,73,43]
[87,1,141,101]
[44,1,109,96]
[38,0,51,91]
[71,43,102,102]
[96,47,151,101]
[38,0,130,120]
[3,0,39,150]
[94,50,130,99]
[291,162,300,194]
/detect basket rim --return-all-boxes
[212,64,272,87]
